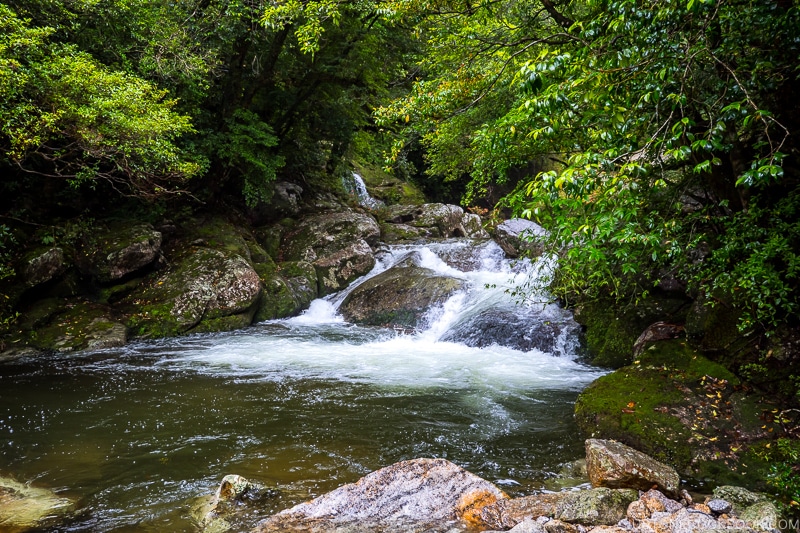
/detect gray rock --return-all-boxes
[0,475,75,531]
[85,318,127,349]
[254,458,507,532]
[272,181,304,216]
[381,203,484,241]
[669,507,719,533]
[440,309,568,353]
[712,486,767,512]
[585,439,680,498]
[707,498,733,515]
[19,247,66,287]
[493,219,548,258]
[339,264,464,328]
[79,224,162,283]
[554,487,638,526]
[462,213,490,240]
[282,211,380,296]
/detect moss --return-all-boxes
[351,160,426,206]
[575,339,781,491]
[191,313,253,334]
[192,217,251,259]
[16,300,122,352]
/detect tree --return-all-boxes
[380,0,800,332]
[0,3,202,199]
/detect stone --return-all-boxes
[85,318,127,349]
[272,181,304,216]
[640,489,683,515]
[480,493,565,530]
[740,500,781,532]
[19,247,66,287]
[462,213,490,240]
[339,264,464,328]
[707,498,733,515]
[668,508,718,533]
[712,486,766,512]
[627,499,650,523]
[543,518,578,533]
[193,474,277,533]
[585,439,681,498]
[0,476,75,532]
[281,210,380,296]
[125,248,262,337]
[79,224,162,283]
[554,487,638,526]
[493,218,548,258]
[381,203,478,240]
[254,458,507,532]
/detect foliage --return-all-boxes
[0,3,202,198]
[380,0,800,333]
[765,437,800,514]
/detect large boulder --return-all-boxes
[254,458,507,532]
[0,476,75,532]
[281,211,380,296]
[585,439,681,498]
[78,223,162,283]
[493,218,548,258]
[339,263,464,328]
[554,488,638,526]
[125,247,262,337]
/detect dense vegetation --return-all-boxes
[1,0,799,507]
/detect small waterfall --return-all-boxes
[344,172,385,209]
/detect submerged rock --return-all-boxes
[585,438,680,498]
[493,219,548,258]
[0,476,75,532]
[441,309,567,353]
[339,264,464,328]
[254,458,506,532]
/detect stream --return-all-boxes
[0,239,607,532]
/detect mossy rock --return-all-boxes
[77,222,162,283]
[191,217,252,260]
[12,299,126,352]
[575,339,779,490]
[352,160,426,206]
[252,260,311,322]
[123,247,262,338]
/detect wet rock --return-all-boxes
[125,248,262,337]
[585,439,680,498]
[712,486,767,513]
[480,493,565,530]
[462,213,490,240]
[254,259,317,321]
[281,211,380,296]
[78,224,162,283]
[632,322,685,357]
[554,487,638,526]
[441,309,568,353]
[84,318,127,349]
[493,219,548,258]
[194,474,277,533]
[255,458,507,532]
[0,476,75,532]
[19,247,66,287]
[339,264,464,328]
[272,181,304,216]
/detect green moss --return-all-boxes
[575,300,641,368]
[575,339,782,491]
[191,313,253,334]
[193,218,251,259]
[351,160,426,206]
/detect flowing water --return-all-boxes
[0,239,606,532]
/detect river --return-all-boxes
[0,239,606,532]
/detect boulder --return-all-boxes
[380,203,488,242]
[585,439,680,498]
[78,223,162,283]
[493,219,548,258]
[254,458,507,532]
[554,488,637,526]
[0,476,75,532]
[272,181,304,216]
[125,248,262,337]
[712,485,768,514]
[741,500,781,532]
[253,260,317,321]
[18,247,66,287]
[281,211,380,296]
[339,264,464,328]
[193,474,278,533]
[480,493,566,530]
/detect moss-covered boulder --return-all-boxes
[281,211,379,296]
[575,339,780,488]
[124,247,262,337]
[253,259,317,322]
[77,223,162,283]
[339,264,464,328]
